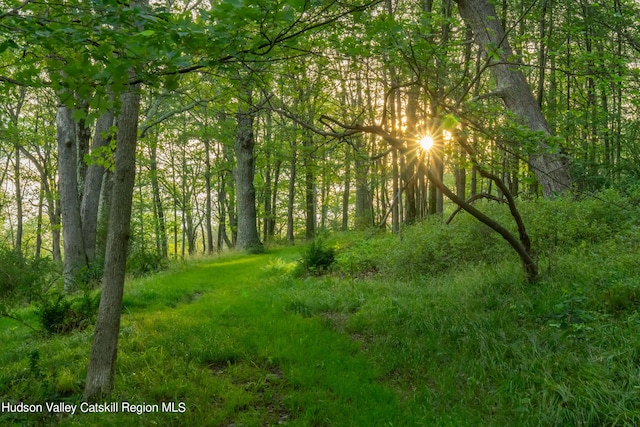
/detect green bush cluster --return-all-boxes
[0,246,101,335]
[334,190,640,280]
[297,238,336,276]
[336,215,509,279]
[0,247,58,307]
[37,289,100,335]
[521,189,637,256]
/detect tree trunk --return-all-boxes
[96,170,113,262]
[81,110,114,263]
[217,174,230,250]
[303,133,316,238]
[149,134,168,257]
[76,103,91,198]
[204,138,215,254]
[287,144,296,244]
[84,84,141,401]
[14,146,23,255]
[354,144,372,229]
[233,89,263,253]
[57,103,88,291]
[454,0,572,197]
[269,159,280,240]
[341,145,351,231]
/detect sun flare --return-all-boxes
[419,135,434,152]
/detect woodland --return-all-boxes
[2,0,640,425]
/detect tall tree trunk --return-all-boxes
[35,188,43,258]
[81,110,114,263]
[287,144,296,244]
[14,146,22,255]
[84,83,141,401]
[149,134,168,257]
[76,103,91,198]
[51,190,62,262]
[217,173,232,250]
[233,89,263,252]
[6,87,25,254]
[354,143,372,229]
[303,133,316,238]
[341,145,351,231]
[57,103,88,291]
[269,160,280,240]
[204,138,214,254]
[455,0,572,197]
[96,170,113,262]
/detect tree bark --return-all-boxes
[149,134,168,257]
[233,89,263,253]
[342,145,351,231]
[84,84,141,401]
[204,138,215,254]
[81,110,114,263]
[14,143,23,255]
[303,132,316,238]
[287,144,296,244]
[57,103,88,291]
[454,0,572,197]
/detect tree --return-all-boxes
[84,81,141,401]
[454,0,573,197]
[56,101,88,291]
[233,79,264,252]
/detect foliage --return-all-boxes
[36,289,100,335]
[126,251,167,277]
[0,247,58,308]
[76,260,105,288]
[335,190,640,281]
[296,238,336,276]
[336,214,511,279]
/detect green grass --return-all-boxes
[1,249,403,426]
[3,194,640,426]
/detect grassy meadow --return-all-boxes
[2,192,640,426]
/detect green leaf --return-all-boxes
[163,74,180,91]
[72,108,87,123]
[139,29,156,37]
[442,114,460,130]
[0,39,19,53]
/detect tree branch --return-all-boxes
[445,193,504,224]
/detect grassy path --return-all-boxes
[2,247,405,426]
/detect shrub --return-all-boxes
[335,214,511,280]
[36,289,100,335]
[297,239,336,276]
[127,251,167,277]
[0,247,58,307]
[77,259,104,287]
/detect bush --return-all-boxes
[127,251,167,277]
[335,214,511,280]
[333,190,640,281]
[0,247,58,307]
[37,289,100,335]
[297,239,336,276]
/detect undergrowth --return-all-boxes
[2,191,640,426]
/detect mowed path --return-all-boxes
[80,248,405,426]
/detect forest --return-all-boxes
[1,0,640,425]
